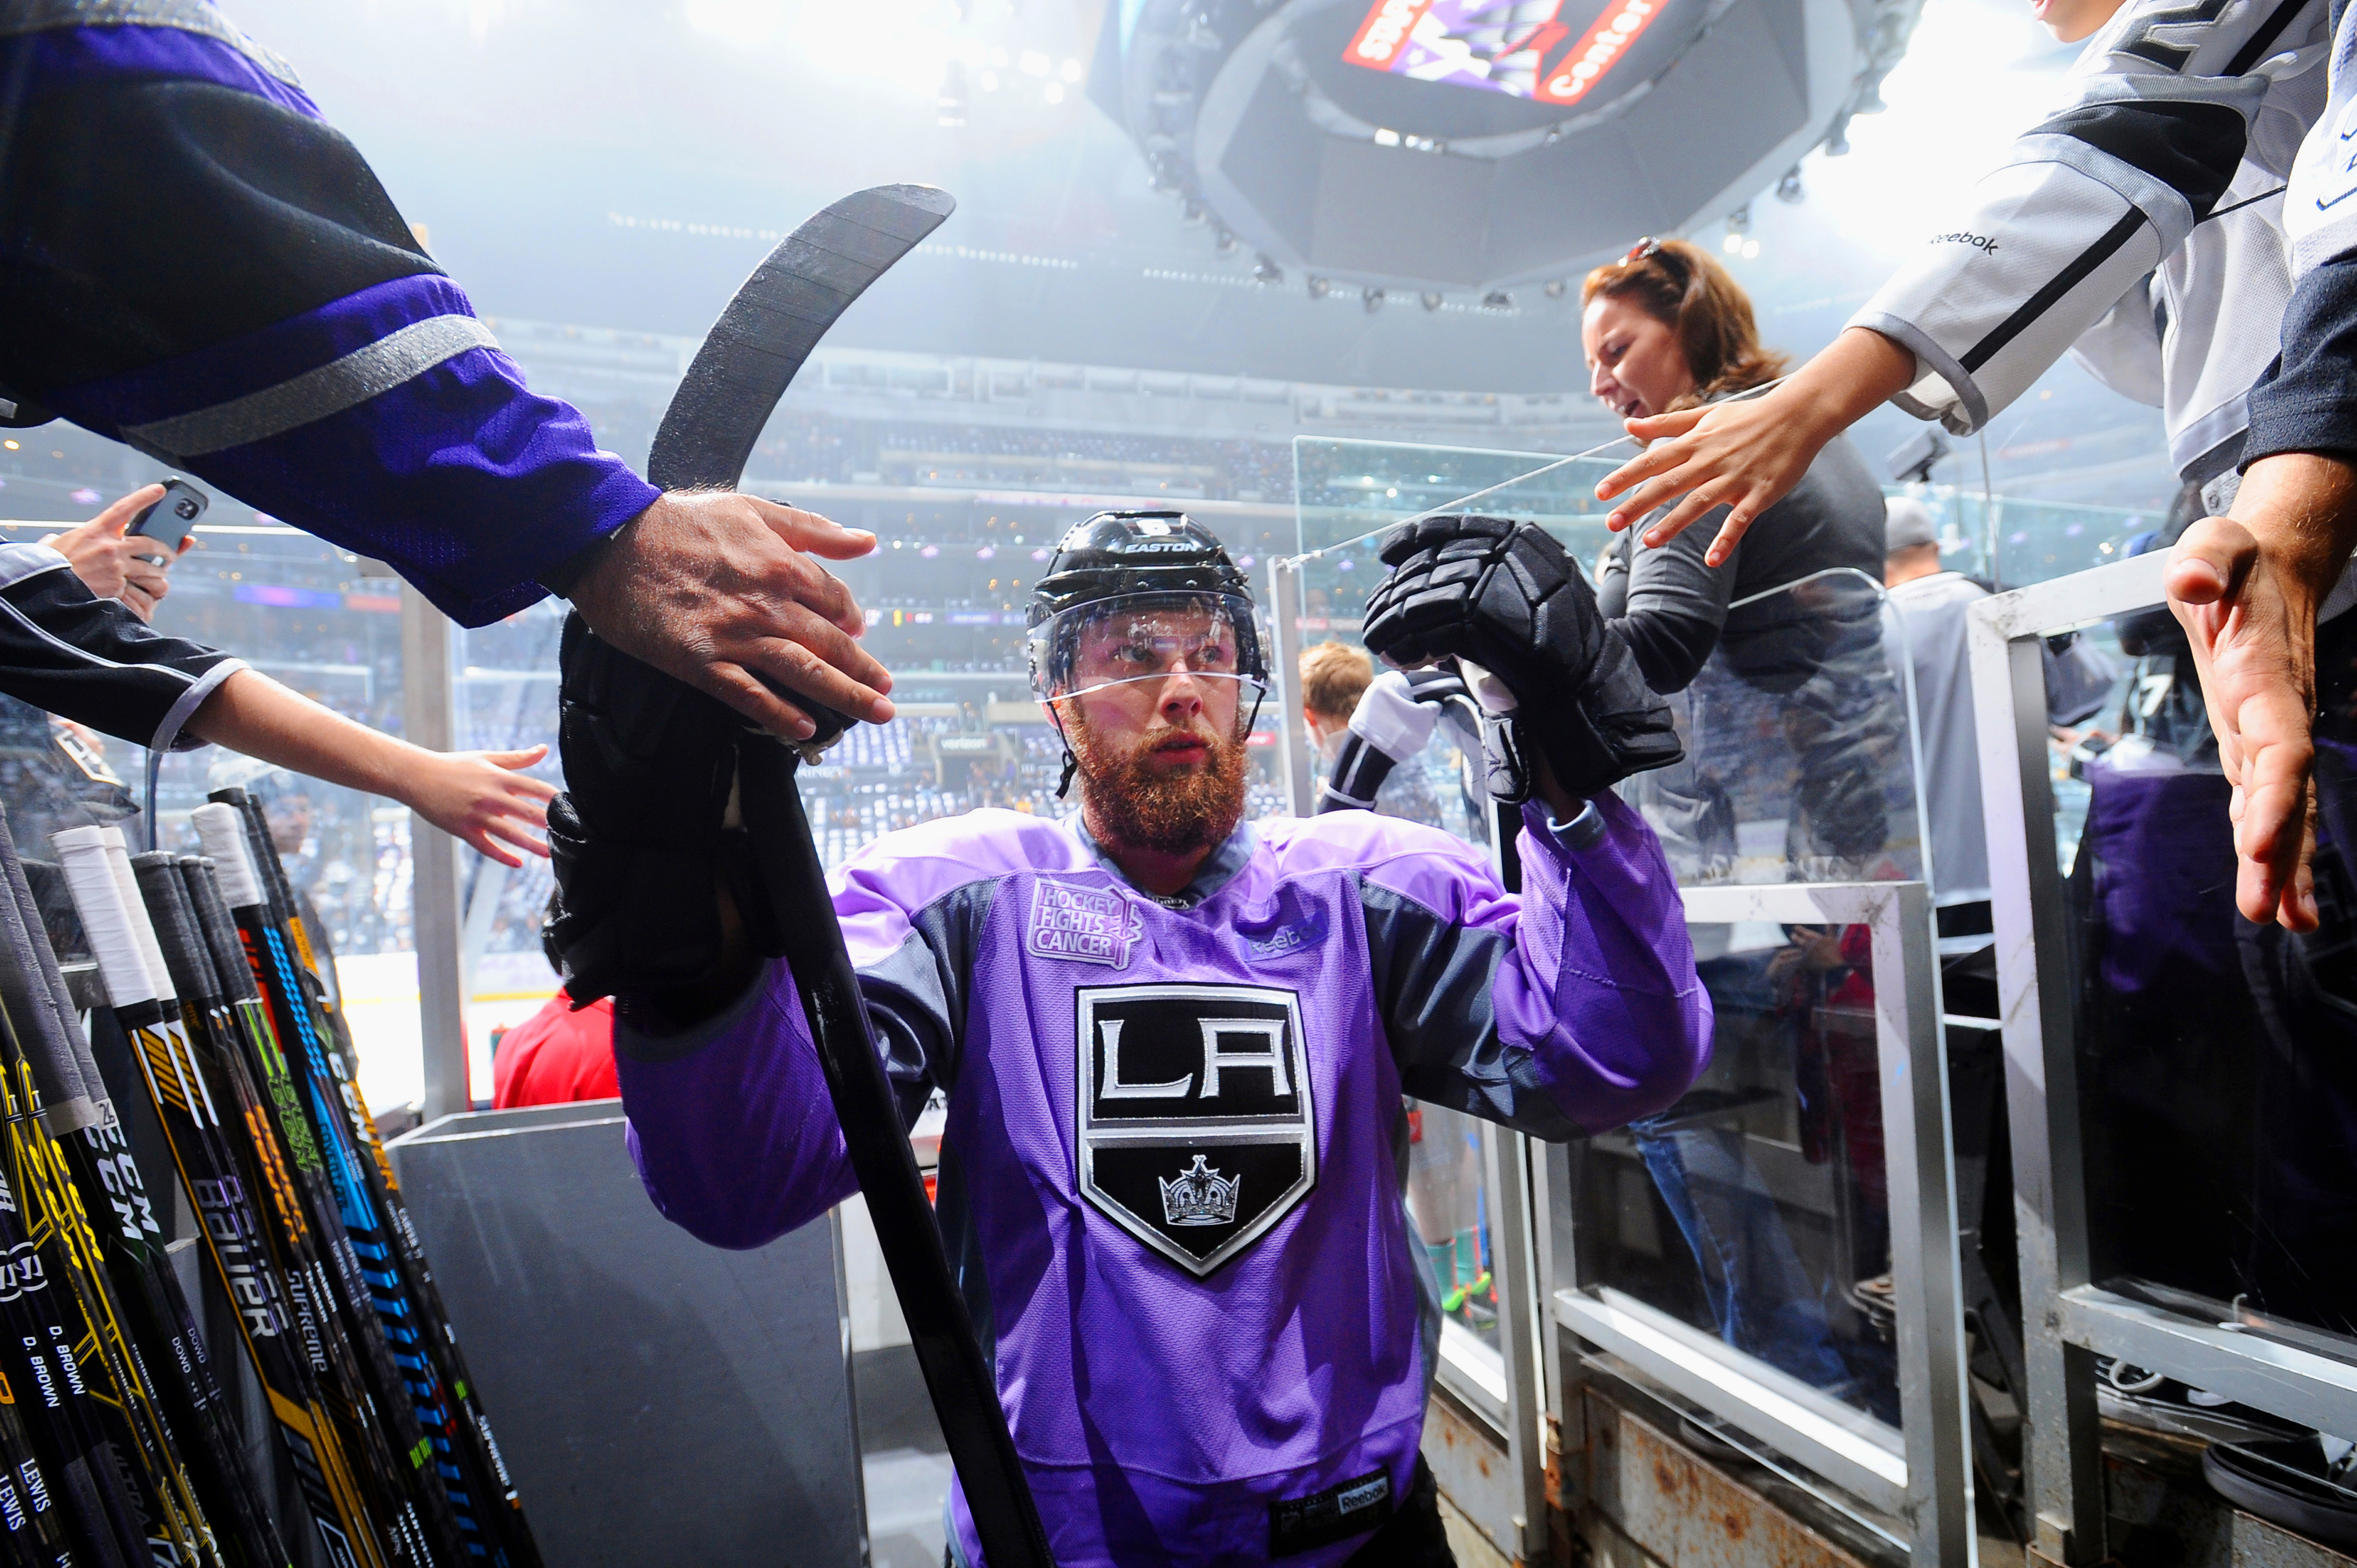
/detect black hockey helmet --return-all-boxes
[1024,511,1267,796]
[1025,511,1266,700]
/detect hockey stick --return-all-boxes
[625,184,1055,1568]
[196,796,536,1568]
[179,807,480,1567]
[52,831,421,1568]
[0,815,288,1568]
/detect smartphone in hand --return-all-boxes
[126,478,208,562]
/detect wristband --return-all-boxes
[1546,799,1607,851]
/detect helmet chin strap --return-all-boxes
[1046,702,1080,799]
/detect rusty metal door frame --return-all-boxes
[1969,556,2357,1566]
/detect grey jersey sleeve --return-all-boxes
[0,544,240,752]
[1851,0,2326,435]
[2284,0,2357,277]
[852,881,999,1130]
[1357,876,1589,1142]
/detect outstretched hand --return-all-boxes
[1595,397,1827,565]
[400,744,560,869]
[1593,327,1919,567]
[2165,457,2357,931]
[567,490,893,740]
[47,483,195,621]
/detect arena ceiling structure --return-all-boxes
[1090,0,1925,296]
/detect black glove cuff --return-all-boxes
[1318,732,1399,812]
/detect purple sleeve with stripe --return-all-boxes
[51,276,659,628]
[11,22,659,626]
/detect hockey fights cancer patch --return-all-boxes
[1074,984,1316,1277]
[1028,879,1144,969]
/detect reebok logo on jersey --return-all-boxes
[1028,880,1143,969]
[1237,903,1330,963]
[1270,1468,1393,1556]
[1930,230,2001,254]
[1074,984,1316,1276]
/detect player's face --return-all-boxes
[1583,293,1695,421]
[1065,603,1245,763]
[1060,602,1251,855]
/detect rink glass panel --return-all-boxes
[0,520,434,1109]
[1291,440,1929,889]
[1285,442,1969,1557]
[1975,555,2357,1536]
[1569,920,1902,1428]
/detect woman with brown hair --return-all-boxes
[1583,238,1887,698]
[1582,240,1913,1413]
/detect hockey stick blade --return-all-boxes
[619,185,1056,1568]
[647,184,954,491]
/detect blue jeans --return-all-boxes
[1631,1120,1854,1394]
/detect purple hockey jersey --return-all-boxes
[617,796,1709,1568]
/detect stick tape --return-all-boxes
[179,861,261,1006]
[97,827,176,1006]
[52,827,160,1013]
[132,854,218,1006]
[190,805,265,911]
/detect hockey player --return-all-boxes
[1584,0,2355,931]
[553,511,1705,1567]
[0,1,887,743]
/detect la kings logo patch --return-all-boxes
[1074,984,1315,1277]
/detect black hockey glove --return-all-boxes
[545,612,851,1004]
[1360,515,1681,801]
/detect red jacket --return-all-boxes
[492,990,618,1109]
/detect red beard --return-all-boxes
[1070,714,1248,857]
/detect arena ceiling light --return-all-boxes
[1090,0,1923,293]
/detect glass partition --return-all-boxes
[1284,438,1963,1562]
[1629,570,1923,889]
[1291,442,1928,889]
[1553,881,1967,1566]
[1975,557,2357,1564]
[0,517,435,1112]
[1572,921,1901,1428]
[1291,437,1617,641]
[1887,488,2151,591]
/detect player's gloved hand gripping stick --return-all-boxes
[545,187,1056,1568]
[1359,515,1683,809]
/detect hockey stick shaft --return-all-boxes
[737,741,1054,1568]
[611,179,1049,1567]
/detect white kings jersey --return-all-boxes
[1852,0,2331,483]
[2284,0,2357,278]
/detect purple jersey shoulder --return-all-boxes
[18,15,320,117]
[830,808,1096,965]
[1257,809,1516,927]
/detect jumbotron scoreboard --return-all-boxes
[1089,0,1923,293]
